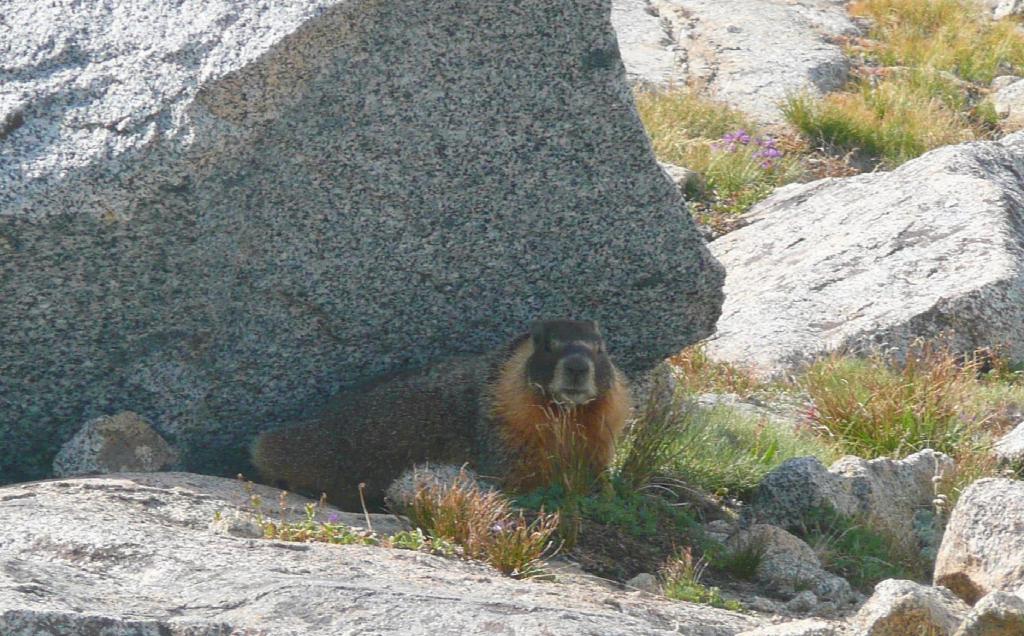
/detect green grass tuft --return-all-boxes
[661,547,744,611]
[783,79,972,168]
[659,403,839,499]
[797,505,925,590]
[801,346,981,459]
[515,478,696,540]
[634,88,806,221]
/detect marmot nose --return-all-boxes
[563,355,591,381]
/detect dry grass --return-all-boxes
[666,344,762,397]
[851,0,1024,84]
[800,343,1024,501]
[784,77,975,168]
[785,0,1019,167]
[404,469,560,577]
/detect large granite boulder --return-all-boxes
[611,0,856,124]
[935,478,1024,604]
[708,134,1024,377]
[0,473,759,635]
[0,0,724,484]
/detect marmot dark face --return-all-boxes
[525,319,614,406]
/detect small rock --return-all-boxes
[384,464,487,513]
[626,572,661,594]
[993,421,1024,465]
[853,579,969,636]
[935,479,1024,604]
[954,591,1024,636]
[660,161,706,198]
[747,596,783,614]
[704,518,735,544]
[980,0,1024,20]
[728,524,854,604]
[737,619,839,636]
[52,412,179,477]
[991,75,1022,92]
[785,590,818,613]
[992,79,1024,131]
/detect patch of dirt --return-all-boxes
[567,510,704,583]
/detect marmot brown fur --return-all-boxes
[249,319,631,510]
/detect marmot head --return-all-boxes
[525,319,615,407]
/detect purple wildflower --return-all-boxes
[715,130,785,169]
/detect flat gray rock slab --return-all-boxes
[612,0,856,124]
[613,0,687,86]
[708,133,1024,377]
[0,0,724,484]
[0,473,759,635]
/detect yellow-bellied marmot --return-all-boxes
[249,319,631,510]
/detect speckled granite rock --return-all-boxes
[992,79,1024,131]
[52,412,179,477]
[981,0,1024,20]
[727,524,856,605]
[0,473,759,635]
[852,580,969,636]
[612,0,856,124]
[935,479,1024,604]
[737,619,841,636]
[954,591,1024,636]
[613,0,687,86]
[708,134,1024,377]
[0,0,724,485]
[750,450,954,545]
[385,463,489,513]
[994,421,1024,464]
